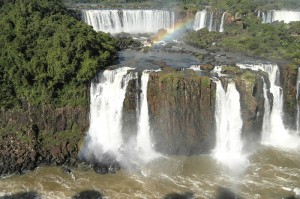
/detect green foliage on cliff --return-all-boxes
[0,0,118,110]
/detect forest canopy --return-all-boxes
[0,0,118,109]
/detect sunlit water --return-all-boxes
[1,146,299,199]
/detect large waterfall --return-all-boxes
[261,10,300,23]
[238,64,300,149]
[213,80,247,169]
[84,68,158,163]
[82,9,175,34]
[85,67,135,159]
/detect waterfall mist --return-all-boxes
[237,63,300,150]
[213,80,248,171]
[81,68,160,168]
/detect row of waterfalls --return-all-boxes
[84,63,300,170]
[82,9,300,34]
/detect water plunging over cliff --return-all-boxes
[213,80,247,169]
[297,68,300,134]
[136,71,159,161]
[85,67,135,160]
[261,11,300,23]
[193,10,221,32]
[238,64,300,149]
[82,9,175,34]
[219,12,226,32]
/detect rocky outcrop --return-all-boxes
[281,63,298,130]
[221,66,269,145]
[0,105,88,175]
[122,76,140,142]
[147,69,216,155]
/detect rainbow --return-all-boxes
[152,17,195,42]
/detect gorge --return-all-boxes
[1,1,300,199]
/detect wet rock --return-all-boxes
[147,69,216,155]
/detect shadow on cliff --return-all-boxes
[72,190,103,199]
[0,191,40,199]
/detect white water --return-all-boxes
[297,67,300,134]
[213,81,248,170]
[261,10,300,23]
[136,71,158,161]
[219,12,226,32]
[193,10,207,31]
[85,67,134,160]
[82,9,175,34]
[262,77,271,142]
[237,64,300,149]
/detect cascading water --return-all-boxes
[261,10,300,23]
[213,80,248,169]
[136,71,158,161]
[237,64,300,149]
[82,9,175,34]
[296,67,300,134]
[219,12,226,32]
[262,77,271,142]
[193,10,207,31]
[84,67,135,160]
[208,12,214,32]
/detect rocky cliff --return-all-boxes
[147,69,216,155]
[281,64,298,130]
[0,104,88,175]
[221,66,269,146]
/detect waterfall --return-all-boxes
[261,11,300,23]
[237,64,300,149]
[213,80,247,169]
[208,12,214,32]
[193,10,207,31]
[82,9,175,34]
[85,67,134,159]
[219,12,226,32]
[136,71,158,161]
[297,67,300,134]
[262,77,271,142]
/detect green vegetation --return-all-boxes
[221,66,242,75]
[0,0,118,110]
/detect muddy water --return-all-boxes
[1,146,299,199]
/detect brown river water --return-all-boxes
[0,145,299,199]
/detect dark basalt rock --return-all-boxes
[0,104,89,176]
[147,69,216,155]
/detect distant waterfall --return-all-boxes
[82,9,175,34]
[193,10,224,32]
[260,10,300,23]
[213,81,247,169]
[86,67,134,159]
[219,12,226,32]
[297,68,300,134]
[193,10,207,31]
[237,64,300,149]
[136,71,158,161]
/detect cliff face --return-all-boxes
[234,71,268,145]
[0,104,88,175]
[221,66,269,146]
[281,64,298,130]
[147,70,216,155]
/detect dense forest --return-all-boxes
[0,0,118,110]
